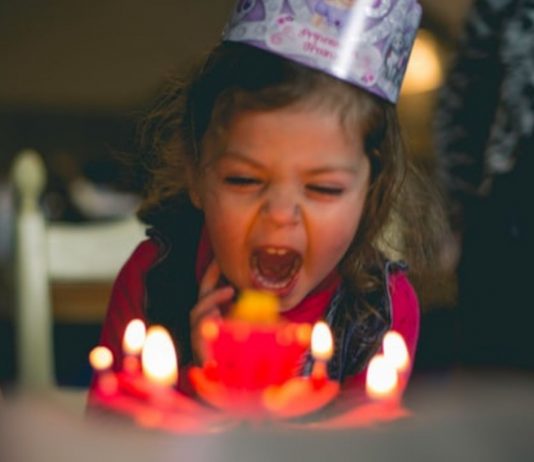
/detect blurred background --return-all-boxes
[0,0,490,388]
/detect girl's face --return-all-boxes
[192,105,370,311]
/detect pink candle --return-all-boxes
[122,319,146,374]
[124,325,207,414]
[89,346,118,396]
[310,321,333,388]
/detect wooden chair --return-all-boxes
[11,149,146,390]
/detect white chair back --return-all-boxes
[11,149,146,390]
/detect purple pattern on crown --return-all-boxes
[223,0,422,103]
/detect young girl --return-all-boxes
[91,0,441,394]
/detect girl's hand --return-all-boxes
[190,260,234,365]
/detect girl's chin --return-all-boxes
[277,295,304,312]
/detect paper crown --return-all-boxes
[223,0,422,103]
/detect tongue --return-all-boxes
[255,249,299,282]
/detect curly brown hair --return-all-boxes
[138,42,445,299]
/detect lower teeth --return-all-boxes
[251,256,300,289]
[253,269,291,289]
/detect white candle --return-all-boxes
[365,354,398,400]
[382,330,409,373]
[123,319,146,355]
[141,325,178,387]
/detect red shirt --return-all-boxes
[93,239,420,396]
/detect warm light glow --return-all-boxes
[311,321,333,361]
[366,354,398,400]
[231,289,280,323]
[141,325,178,387]
[89,346,113,371]
[401,29,443,95]
[122,319,146,355]
[200,319,220,341]
[296,324,312,346]
[383,330,410,372]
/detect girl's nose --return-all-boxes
[262,186,301,226]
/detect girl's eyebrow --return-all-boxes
[218,150,264,168]
[220,149,360,175]
[306,165,359,175]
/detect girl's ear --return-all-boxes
[189,187,202,209]
[185,162,202,209]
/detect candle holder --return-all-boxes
[188,317,340,419]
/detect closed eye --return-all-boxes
[306,184,344,196]
[224,176,262,186]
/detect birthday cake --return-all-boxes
[89,289,410,433]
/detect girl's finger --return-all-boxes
[190,285,234,365]
[198,260,222,297]
[190,285,234,328]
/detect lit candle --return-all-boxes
[310,321,333,387]
[365,354,398,400]
[260,322,338,418]
[382,331,409,373]
[89,345,118,396]
[141,325,178,387]
[122,319,146,374]
[382,330,410,395]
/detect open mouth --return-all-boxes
[250,246,302,294]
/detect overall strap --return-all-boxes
[302,261,403,381]
[143,199,204,365]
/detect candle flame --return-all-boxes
[311,321,333,361]
[89,346,113,371]
[366,354,398,399]
[141,325,178,387]
[122,319,146,355]
[383,330,410,372]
